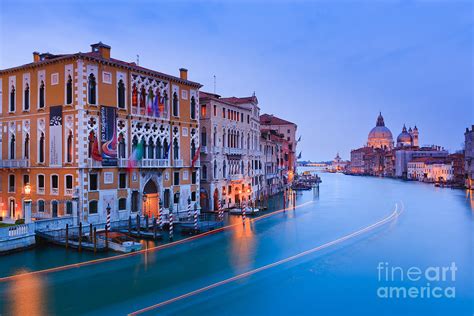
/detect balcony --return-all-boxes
[87,158,102,168]
[230,174,244,181]
[0,159,29,168]
[201,146,208,154]
[223,148,243,155]
[174,159,183,167]
[118,158,170,168]
[213,146,220,154]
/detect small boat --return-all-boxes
[229,207,260,215]
[105,232,142,253]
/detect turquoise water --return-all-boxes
[0,172,472,315]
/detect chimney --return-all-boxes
[179,68,188,80]
[33,51,40,63]
[90,42,111,59]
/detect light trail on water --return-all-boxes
[128,202,404,315]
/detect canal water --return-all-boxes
[0,172,472,315]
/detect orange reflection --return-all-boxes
[466,190,474,212]
[8,269,45,316]
[228,215,256,273]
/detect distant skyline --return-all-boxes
[1,0,472,160]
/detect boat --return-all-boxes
[104,232,142,253]
[229,207,260,215]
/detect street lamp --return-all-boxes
[23,183,32,224]
[142,194,147,217]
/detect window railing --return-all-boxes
[174,159,183,167]
[65,188,74,196]
[0,159,29,168]
[87,158,102,168]
[51,188,59,195]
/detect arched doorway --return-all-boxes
[143,180,159,218]
[200,188,209,212]
[213,188,219,211]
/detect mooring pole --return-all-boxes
[153,217,157,239]
[105,224,109,250]
[65,224,69,249]
[89,223,93,240]
[128,216,132,235]
[145,215,149,232]
[78,222,82,252]
[137,214,141,237]
[94,227,98,252]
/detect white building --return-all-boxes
[199,92,262,211]
[408,158,454,182]
[395,146,448,178]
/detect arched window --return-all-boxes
[241,161,244,174]
[172,92,179,116]
[89,200,98,214]
[148,139,155,159]
[191,140,196,159]
[66,75,73,104]
[213,127,217,146]
[163,138,169,159]
[88,74,96,104]
[156,139,163,159]
[140,86,146,112]
[66,201,73,215]
[118,79,125,109]
[132,84,138,107]
[9,134,15,159]
[67,131,73,163]
[173,138,179,160]
[223,160,227,178]
[39,81,45,108]
[213,161,217,179]
[118,133,126,158]
[24,133,30,159]
[10,86,15,112]
[88,131,95,158]
[222,128,226,147]
[24,83,30,110]
[51,200,59,217]
[202,164,208,180]
[132,136,138,153]
[190,96,196,120]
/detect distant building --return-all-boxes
[349,147,373,174]
[260,114,297,182]
[396,124,419,148]
[329,153,348,172]
[367,113,393,149]
[261,129,284,195]
[465,125,474,189]
[395,146,448,179]
[407,157,453,183]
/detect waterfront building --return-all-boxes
[260,114,298,182]
[0,42,201,224]
[367,112,393,150]
[328,153,348,172]
[349,147,373,174]
[395,145,448,179]
[396,124,419,148]
[198,92,262,211]
[407,157,454,183]
[465,126,474,189]
[261,129,284,195]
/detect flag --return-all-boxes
[297,135,301,142]
[153,94,159,117]
[127,141,144,170]
[92,137,103,161]
[191,145,201,168]
[297,152,302,159]
[147,94,153,116]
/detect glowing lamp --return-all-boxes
[24,183,32,195]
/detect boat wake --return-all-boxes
[129,202,404,315]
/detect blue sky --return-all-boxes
[1,0,472,160]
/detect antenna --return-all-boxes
[213,75,216,94]
[136,54,140,66]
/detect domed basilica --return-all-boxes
[367,113,419,149]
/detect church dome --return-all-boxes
[397,124,413,147]
[367,113,393,149]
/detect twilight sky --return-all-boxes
[1,0,472,161]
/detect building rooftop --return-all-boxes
[260,114,296,126]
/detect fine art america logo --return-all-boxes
[376,262,457,299]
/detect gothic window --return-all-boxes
[201,104,206,117]
[118,79,125,109]
[172,92,179,116]
[88,74,96,104]
[173,138,179,160]
[132,136,138,153]
[140,86,146,109]
[24,133,30,159]
[9,134,15,159]
[163,138,169,159]
[191,139,196,159]
[66,131,73,163]
[190,96,196,120]
[39,81,45,108]
[223,160,227,178]
[156,139,163,159]
[148,139,155,159]
[118,133,126,158]
[132,84,138,107]
[24,83,30,110]
[88,131,95,158]
[39,132,45,163]
[213,127,217,147]
[213,160,217,179]
[10,86,15,112]
[66,75,73,104]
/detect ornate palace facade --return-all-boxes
[0,42,201,224]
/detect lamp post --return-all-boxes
[23,183,32,224]
[175,191,180,217]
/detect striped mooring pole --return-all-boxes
[169,212,174,240]
[158,205,163,229]
[187,198,192,221]
[194,203,198,233]
[106,203,111,231]
[242,202,246,225]
[218,199,223,221]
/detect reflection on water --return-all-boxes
[228,215,256,273]
[465,190,474,212]
[7,270,45,316]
